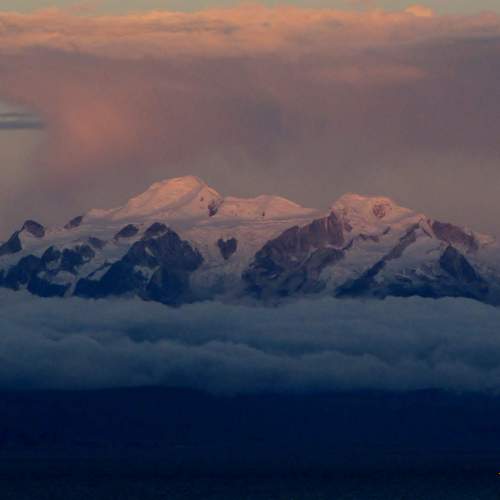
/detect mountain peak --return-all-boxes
[332,192,415,223]
[149,175,206,191]
[219,194,315,220]
[334,192,398,210]
[89,175,223,221]
[121,175,213,212]
[87,175,316,223]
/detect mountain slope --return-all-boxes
[1,175,498,306]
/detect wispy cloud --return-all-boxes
[0,112,43,130]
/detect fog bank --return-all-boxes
[1,291,499,393]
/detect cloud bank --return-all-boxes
[0,6,500,238]
[1,290,500,394]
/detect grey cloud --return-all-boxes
[0,112,33,118]
[0,290,499,394]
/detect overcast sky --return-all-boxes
[0,2,499,239]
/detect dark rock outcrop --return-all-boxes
[3,255,42,290]
[60,245,95,274]
[143,222,168,239]
[439,246,482,284]
[88,237,106,250]
[41,246,62,265]
[439,245,488,299]
[336,224,420,297]
[359,234,380,243]
[385,224,419,260]
[1,252,67,297]
[146,268,193,305]
[75,228,203,305]
[243,212,345,298]
[432,220,478,253]
[27,275,69,298]
[0,243,93,297]
[372,202,390,219]
[0,231,22,257]
[0,220,45,257]
[336,260,386,298]
[208,199,222,217]
[22,220,45,238]
[64,215,84,230]
[114,224,139,240]
[286,248,345,295]
[337,234,490,302]
[217,238,238,260]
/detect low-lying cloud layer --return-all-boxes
[1,290,499,394]
[0,6,500,238]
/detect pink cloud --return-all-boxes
[405,5,435,18]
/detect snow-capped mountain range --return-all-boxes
[1,175,499,306]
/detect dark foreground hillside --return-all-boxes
[1,388,500,499]
[1,388,500,471]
